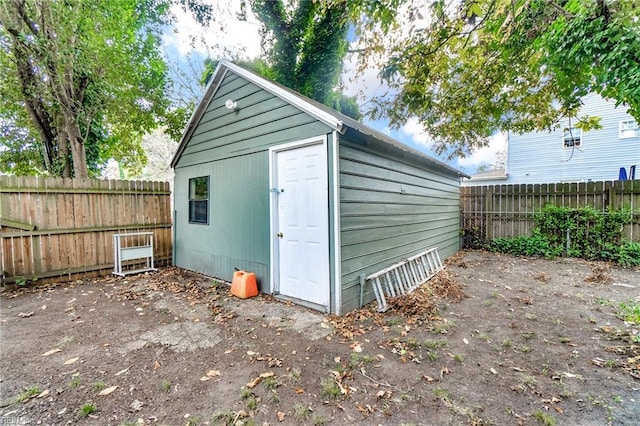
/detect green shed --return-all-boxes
[171,60,468,314]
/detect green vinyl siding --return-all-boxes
[174,72,333,293]
[339,142,461,313]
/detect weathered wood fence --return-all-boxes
[460,180,640,246]
[0,176,172,284]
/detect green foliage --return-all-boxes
[12,386,41,404]
[617,301,640,324]
[79,402,97,418]
[0,0,213,177]
[488,204,638,265]
[216,0,364,120]
[370,0,640,157]
[616,241,640,267]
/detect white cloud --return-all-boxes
[162,0,261,59]
[457,132,507,168]
[398,118,435,148]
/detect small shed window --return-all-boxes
[563,127,582,148]
[619,120,638,138]
[189,176,209,224]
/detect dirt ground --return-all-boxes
[1,250,638,426]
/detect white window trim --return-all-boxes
[562,127,582,148]
[619,120,638,139]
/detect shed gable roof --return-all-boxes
[171,60,467,178]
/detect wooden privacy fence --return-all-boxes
[0,176,172,284]
[460,179,640,246]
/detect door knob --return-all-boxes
[277,232,284,238]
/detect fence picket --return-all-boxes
[1,176,171,284]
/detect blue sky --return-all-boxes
[161,1,506,175]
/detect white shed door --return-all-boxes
[275,143,329,307]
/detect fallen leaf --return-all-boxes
[260,371,275,378]
[115,367,130,376]
[247,351,258,356]
[490,368,498,375]
[130,400,144,411]
[376,390,386,398]
[42,348,62,357]
[376,354,385,360]
[422,375,435,382]
[246,377,261,388]
[294,387,304,394]
[98,386,118,396]
[351,344,362,353]
[64,357,80,365]
[17,311,34,318]
[224,349,233,354]
[334,357,341,363]
[37,389,50,398]
[67,298,76,304]
[154,360,161,370]
[554,406,564,414]
[463,338,469,345]
[206,369,221,377]
[277,411,286,422]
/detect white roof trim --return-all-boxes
[219,60,344,133]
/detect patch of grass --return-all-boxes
[552,318,563,325]
[423,339,448,349]
[386,317,403,326]
[13,386,41,403]
[320,378,341,400]
[490,291,499,299]
[349,352,376,368]
[312,415,329,426]
[525,313,538,321]
[293,403,312,420]
[518,345,532,353]
[91,381,107,391]
[69,378,82,389]
[432,387,453,401]
[79,402,97,418]
[478,333,490,342]
[211,410,235,425]
[484,300,494,307]
[605,359,618,368]
[289,368,301,382]
[431,319,456,334]
[617,301,640,324]
[521,331,535,340]
[595,297,613,306]
[184,415,201,426]
[263,376,280,390]
[501,339,512,348]
[240,387,253,399]
[426,351,439,361]
[267,390,280,404]
[454,354,464,363]
[406,337,420,349]
[533,410,555,425]
[245,395,258,410]
[161,380,171,393]
[559,336,571,344]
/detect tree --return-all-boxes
[370,0,640,158]
[213,0,398,120]
[0,0,212,178]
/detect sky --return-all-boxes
[160,1,506,175]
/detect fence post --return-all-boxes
[485,187,493,241]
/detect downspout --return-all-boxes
[331,129,342,315]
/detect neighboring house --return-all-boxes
[463,94,639,186]
[170,60,467,314]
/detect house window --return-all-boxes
[619,120,638,138]
[563,127,582,148]
[189,176,209,224]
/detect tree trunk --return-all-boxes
[56,129,71,178]
[64,113,88,178]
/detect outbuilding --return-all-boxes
[171,60,467,314]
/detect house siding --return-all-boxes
[338,142,461,313]
[466,94,639,186]
[173,72,333,290]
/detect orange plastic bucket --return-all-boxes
[231,270,258,299]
